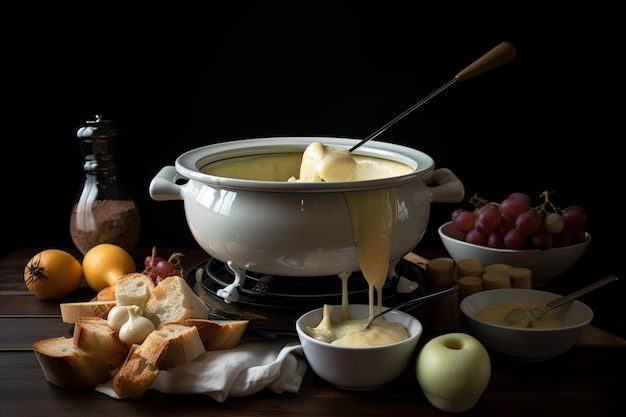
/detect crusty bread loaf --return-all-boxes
[60,300,117,324]
[111,322,205,399]
[143,276,210,328]
[73,317,129,369]
[33,337,112,389]
[114,272,155,312]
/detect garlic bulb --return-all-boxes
[107,305,136,332]
[118,307,155,346]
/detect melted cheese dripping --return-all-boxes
[297,142,406,346]
[344,187,397,318]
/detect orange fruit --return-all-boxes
[24,249,83,299]
[81,243,136,292]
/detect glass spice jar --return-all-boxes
[69,115,141,255]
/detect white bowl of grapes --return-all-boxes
[438,191,590,287]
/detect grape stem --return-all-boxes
[167,252,185,273]
[469,190,562,216]
[148,246,157,269]
[469,193,491,208]
[145,246,185,275]
[534,190,561,216]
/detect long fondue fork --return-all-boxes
[349,41,516,153]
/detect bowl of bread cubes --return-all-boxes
[33,272,249,399]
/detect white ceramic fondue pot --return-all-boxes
[149,137,464,278]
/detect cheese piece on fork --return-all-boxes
[295,141,357,182]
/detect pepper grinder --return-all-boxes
[69,115,141,255]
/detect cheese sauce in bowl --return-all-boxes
[460,288,594,361]
[296,303,423,390]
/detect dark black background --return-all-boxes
[4,5,622,260]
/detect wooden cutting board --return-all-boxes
[577,325,626,346]
[404,252,626,347]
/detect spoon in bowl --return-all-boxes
[504,274,618,328]
[363,286,457,329]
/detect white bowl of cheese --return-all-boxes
[460,288,593,361]
[296,304,423,390]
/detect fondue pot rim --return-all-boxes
[174,136,435,192]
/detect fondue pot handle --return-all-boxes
[149,166,186,201]
[424,168,465,203]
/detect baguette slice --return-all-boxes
[155,323,206,366]
[110,344,155,399]
[111,322,205,399]
[204,320,249,350]
[60,300,117,324]
[73,317,129,369]
[144,276,210,328]
[178,318,222,347]
[180,318,249,350]
[96,285,116,301]
[33,337,111,389]
[114,272,155,311]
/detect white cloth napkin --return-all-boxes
[95,338,307,403]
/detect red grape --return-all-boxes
[552,230,571,247]
[567,227,587,244]
[451,208,464,222]
[562,205,588,229]
[466,228,488,246]
[453,210,477,233]
[532,225,553,250]
[500,192,531,219]
[515,209,542,235]
[143,255,182,285]
[156,258,179,277]
[504,228,527,249]
[487,229,506,249]
[498,215,515,234]
[475,204,502,234]
[448,192,588,251]
[146,271,161,284]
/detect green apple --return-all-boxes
[416,332,491,413]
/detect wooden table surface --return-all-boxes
[1,246,624,416]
